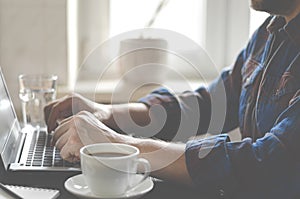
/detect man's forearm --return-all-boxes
[94,103,151,132]
[93,102,194,185]
[115,134,193,186]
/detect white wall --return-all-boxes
[75,0,110,82]
[77,0,109,66]
[204,0,250,69]
[0,0,68,117]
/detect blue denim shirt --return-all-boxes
[139,15,300,199]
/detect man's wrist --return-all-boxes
[93,104,112,123]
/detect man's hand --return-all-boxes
[44,93,100,133]
[51,111,193,186]
[52,111,121,162]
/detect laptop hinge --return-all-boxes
[1,120,21,170]
[13,133,27,163]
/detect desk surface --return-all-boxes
[1,171,217,199]
[59,179,214,199]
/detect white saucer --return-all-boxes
[64,174,154,199]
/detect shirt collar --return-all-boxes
[267,13,300,46]
[266,16,286,33]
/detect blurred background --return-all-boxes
[0,0,269,116]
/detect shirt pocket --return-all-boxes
[239,59,263,130]
[241,58,261,89]
[272,72,299,104]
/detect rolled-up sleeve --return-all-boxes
[138,48,246,141]
[185,134,238,196]
[139,87,212,141]
[185,93,300,198]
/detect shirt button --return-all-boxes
[245,77,251,85]
[219,189,225,198]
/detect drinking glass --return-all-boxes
[18,74,57,128]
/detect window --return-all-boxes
[67,0,251,102]
[249,9,270,37]
[77,0,207,83]
[110,0,204,45]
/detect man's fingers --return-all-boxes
[60,142,82,163]
[45,97,66,126]
[47,106,60,133]
[47,104,72,133]
[55,132,69,150]
[52,118,73,145]
[44,102,55,124]
[46,95,73,132]
[58,115,74,125]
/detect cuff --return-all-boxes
[138,88,181,141]
[185,134,238,196]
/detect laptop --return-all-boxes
[0,68,80,174]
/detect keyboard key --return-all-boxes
[32,161,42,166]
[24,130,80,168]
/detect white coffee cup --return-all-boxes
[80,143,151,197]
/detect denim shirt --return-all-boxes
[139,15,300,199]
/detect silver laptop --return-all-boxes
[0,68,80,172]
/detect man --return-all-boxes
[45,0,300,198]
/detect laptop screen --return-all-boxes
[0,71,18,153]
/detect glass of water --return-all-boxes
[18,74,57,128]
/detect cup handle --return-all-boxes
[126,158,151,192]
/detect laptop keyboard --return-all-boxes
[25,130,79,168]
